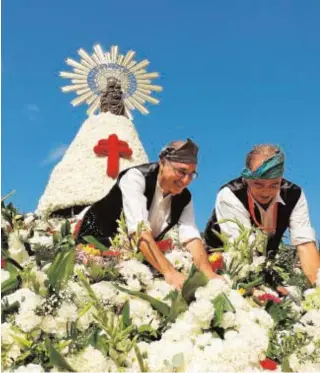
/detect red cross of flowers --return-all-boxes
[93,134,132,179]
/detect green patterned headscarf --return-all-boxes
[241,150,284,179]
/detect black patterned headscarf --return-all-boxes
[159,138,199,164]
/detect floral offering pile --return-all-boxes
[1,198,320,373]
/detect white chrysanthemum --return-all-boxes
[147,339,194,372]
[67,280,90,306]
[249,308,274,330]
[221,311,236,329]
[289,352,320,372]
[299,310,320,339]
[5,288,42,311]
[1,269,10,283]
[41,302,78,337]
[227,289,250,310]
[162,314,200,342]
[129,297,160,330]
[286,285,302,299]
[188,298,215,328]
[15,309,42,333]
[165,249,192,273]
[14,364,45,373]
[146,278,174,304]
[195,278,230,301]
[1,323,25,345]
[194,332,214,349]
[91,281,118,302]
[126,277,142,291]
[66,345,117,372]
[117,259,153,288]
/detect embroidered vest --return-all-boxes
[204,177,301,256]
[78,162,191,246]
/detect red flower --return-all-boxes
[258,293,281,304]
[260,358,278,370]
[102,250,121,257]
[208,253,224,272]
[156,238,173,252]
[1,258,6,269]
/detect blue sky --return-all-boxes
[2,1,320,238]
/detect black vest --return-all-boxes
[204,177,301,257]
[77,162,191,246]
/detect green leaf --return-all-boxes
[181,265,209,304]
[212,293,235,327]
[167,291,188,323]
[121,300,131,327]
[134,343,147,372]
[266,302,287,323]
[47,248,75,291]
[1,275,20,296]
[138,324,155,333]
[83,236,109,252]
[11,334,32,349]
[281,357,293,372]
[60,220,71,237]
[46,339,75,372]
[77,270,99,303]
[116,285,170,317]
[78,302,93,317]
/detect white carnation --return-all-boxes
[146,278,174,304]
[129,297,160,330]
[91,281,121,305]
[189,298,215,328]
[15,309,42,333]
[41,302,78,337]
[299,310,320,339]
[165,249,192,273]
[117,259,153,288]
[221,311,236,329]
[66,345,117,372]
[5,288,42,312]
